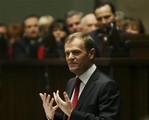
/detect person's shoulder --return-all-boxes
[89,29,101,37]
[90,29,106,40]
[92,69,119,91]
[14,37,28,44]
[66,77,76,90]
[13,38,30,50]
[95,68,117,84]
[68,77,76,83]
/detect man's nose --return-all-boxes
[68,53,75,59]
[101,18,107,24]
[91,25,97,31]
[72,24,78,30]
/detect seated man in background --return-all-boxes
[12,14,43,59]
[91,1,127,57]
[64,10,83,34]
[80,13,98,33]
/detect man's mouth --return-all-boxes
[68,62,77,66]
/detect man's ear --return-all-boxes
[88,48,95,59]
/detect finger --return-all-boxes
[39,93,46,102]
[53,91,62,106]
[53,105,59,111]
[56,90,59,97]
[43,93,47,102]
[53,92,57,103]
[63,91,70,102]
[39,93,44,100]
[46,94,50,105]
[56,90,64,103]
[49,97,54,107]
[53,92,61,108]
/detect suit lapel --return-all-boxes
[67,78,75,98]
[75,69,100,109]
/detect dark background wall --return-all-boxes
[0,0,149,33]
[0,0,93,23]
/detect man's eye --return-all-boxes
[73,51,81,55]
[104,15,111,19]
[26,26,31,29]
[97,17,102,21]
[97,15,111,21]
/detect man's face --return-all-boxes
[95,4,115,29]
[81,14,98,33]
[65,38,93,75]
[0,26,7,39]
[24,17,40,39]
[66,15,81,34]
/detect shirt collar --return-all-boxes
[77,64,96,85]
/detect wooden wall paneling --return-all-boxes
[1,65,45,120]
[109,65,132,120]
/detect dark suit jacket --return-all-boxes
[90,28,128,57]
[54,68,121,120]
[12,37,43,59]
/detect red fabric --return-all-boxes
[38,45,45,60]
[72,77,81,108]
[68,78,81,120]
[8,47,13,59]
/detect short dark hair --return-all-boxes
[65,32,95,53]
[94,1,116,15]
[124,16,146,34]
[22,14,39,28]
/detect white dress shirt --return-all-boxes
[71,64,97,100]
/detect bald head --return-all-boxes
[80,13,98,33]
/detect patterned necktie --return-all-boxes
[72,77,81,108]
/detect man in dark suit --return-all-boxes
[90,1,127,57]
[39,32,120,120]
[64,10,83,34]
[13,14,43,59]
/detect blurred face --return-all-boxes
[65,38,94,75]
[53,29,67,42]
[24,17,40,39]
[66,15,81,34]
[81,14,98,33]
[0,26,7,39]
[125,24,139,34]
[95,4,115,29]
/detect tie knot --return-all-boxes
[75,77,81,88]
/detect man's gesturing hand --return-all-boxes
[53,90,73,117]
[39,93,58,120]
